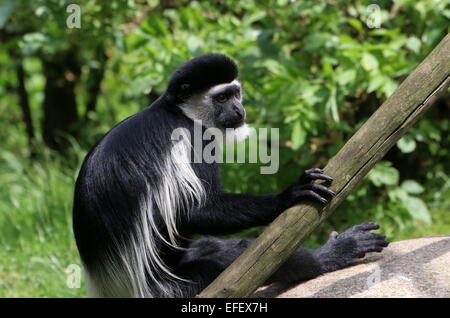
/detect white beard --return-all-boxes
[224,123,252,143]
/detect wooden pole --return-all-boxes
[198,33,450,298]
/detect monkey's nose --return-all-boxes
[233,105,246,121]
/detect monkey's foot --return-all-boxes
[314,221,389,272]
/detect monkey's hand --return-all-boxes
[278,168,336,208]
[314,221,389,272]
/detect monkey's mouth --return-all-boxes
[223,123,251,143]
[223,119,246,129]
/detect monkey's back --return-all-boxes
[72,101,181,271]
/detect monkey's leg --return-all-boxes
[175,237,251,297]
[177,222,388,297]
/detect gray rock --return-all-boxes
[260,235,450,298]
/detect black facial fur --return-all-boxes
[166,53,238,104]
[214,89,246,129]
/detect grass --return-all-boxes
[0,150,85,297]
[0,148,448,297]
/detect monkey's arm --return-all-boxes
[184,168,335,235]
[184,193,280,235]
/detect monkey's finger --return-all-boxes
[310,183,336,196]
[353,221,380,232]
[307,173,334,183]
[293,190,328,205]
[360,245,385,254]
[295,183,336,197]
[360,239,389,248]
[354,244,386,258]
[328,231,339,240]
[299,168,324,183]
[360,233,386,241]
[304,168,324,174]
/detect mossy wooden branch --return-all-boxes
[198,33,450,298]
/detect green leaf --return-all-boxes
[303,33,332,52]
[361,52,379,72]
[406,36,422,54]
[382,79,398,97]
[401,180,424,194]
[325,87,339,122]
[397,135,416,153]
[337,69,356,86]
[348,18,363,32]
[277,0,290,5]
[243,11,266,26]
[291,121,306,150]
[367,73,385,93]
[367,161,399,187]
[0,1,15,28]
[402,197,431,224]
[186,35,204,55]
[262,59,287,75]
[388,187,409,202]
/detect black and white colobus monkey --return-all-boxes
[73,53,388,298]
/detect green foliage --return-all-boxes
[0,0,449,296]
[0,149,85,297]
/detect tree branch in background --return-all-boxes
[85,44,108,121]
[8,48,36,154]
[198,33,450,298]
[16,60,35,151]
[41,49,81,152]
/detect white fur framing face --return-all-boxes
[179,80,250,142]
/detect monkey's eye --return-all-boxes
[215,93,228,103]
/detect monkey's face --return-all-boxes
[210,80,246,130]
[179,80,247,131]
